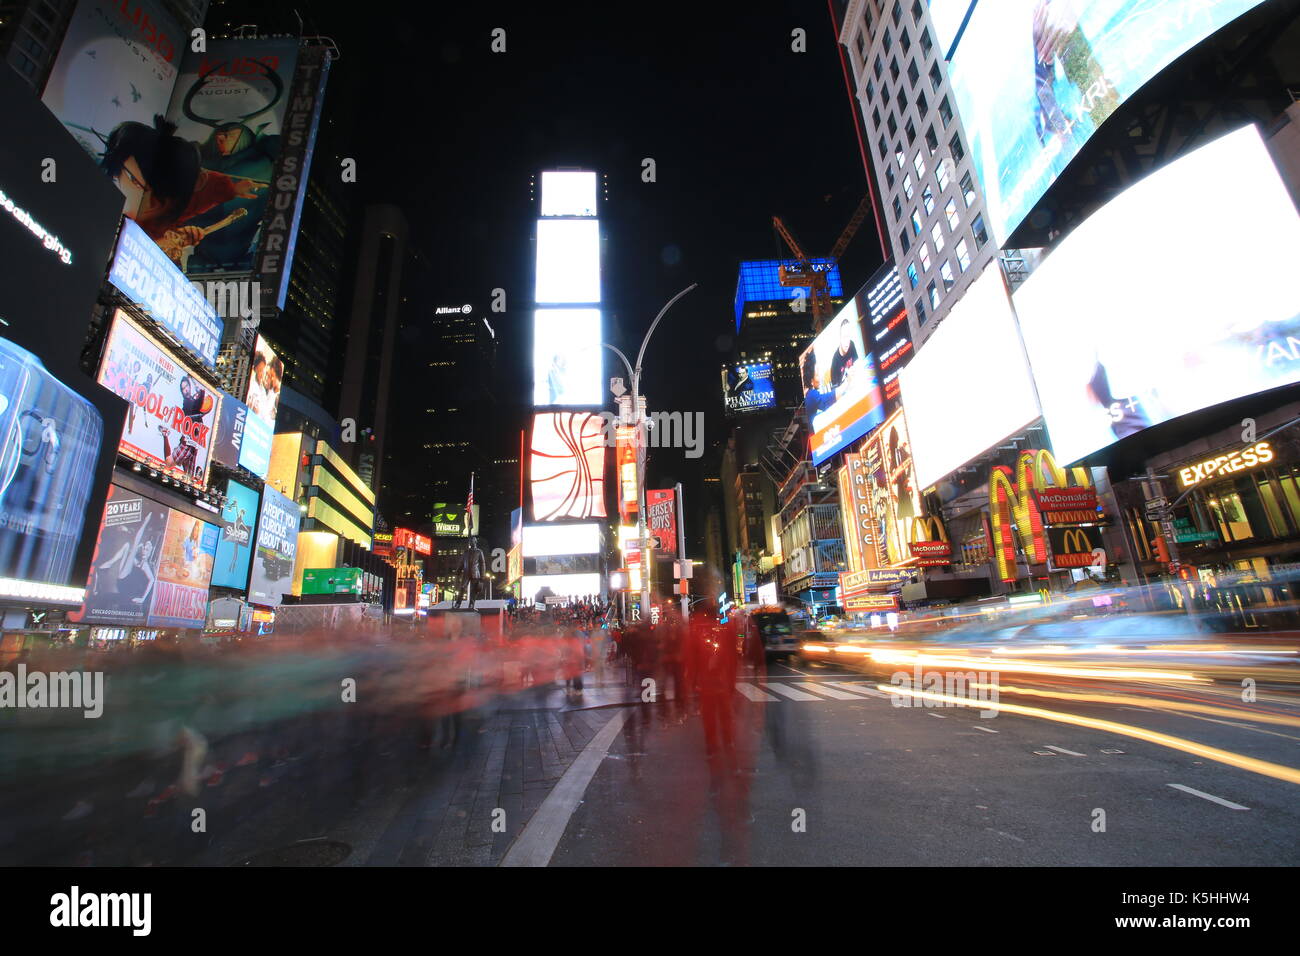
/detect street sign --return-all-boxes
[1144,497,1169,516]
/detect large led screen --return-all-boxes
[97,311,217,487]
[950,0,1266,245]
[540,171,598,217]
[1015,124,1300,466]
[535,219,601,304]
[521,573,602,603]
[245,335,284,427]
[799,300,886,466]
[248,486,300,607]
[899,264,1041,490]
[722,362,776,414]
[522,522,601,557]
[533,309,602,406]
[211,478,259,590]
[530,412,607,521]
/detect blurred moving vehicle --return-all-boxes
[745,605,799,660]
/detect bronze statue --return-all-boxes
[453,536,487,610]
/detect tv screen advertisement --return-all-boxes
[722,362,776,414]
[245,334,284,428]
[530,412,607,521]
[147,508,219,627]
[533,309,602,406]
[950,0,1267,245]
[97,310,218,488]
[0,63,128,585]
[899,264,1041,491]
[1014,124,1300,466]
[211,478,260,589]
[248,486,300,607]
[799,300,886,466]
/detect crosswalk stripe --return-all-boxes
[761,682,823,701]
[786,681,862,700]
[824,681,890,699]
[734,682,779,702]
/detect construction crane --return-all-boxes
[773,192,874,332]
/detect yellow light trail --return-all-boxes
[881,684,1300,786]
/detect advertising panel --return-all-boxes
[522,523,601,557]
[97,310,218,487]
[209,392,246,471]
[1048,526,1106,570]
[161,37,301,276]
[950,0,1267,244]
[530,412,607,521]
[540,171,598,217]
[0,62,128,584]
[302,567,362,595]
[521,573,601,602]
[148,509,218,627]
[799,299,886,466]
[899,264,1040,490]
[72,484,167,625]
[646,489,677,555]
[533,309,602,406]
[721,362,776,414]
[534,220,601,304]
[244,334,284,427]
[432,504,480,538]
[41,0,183,202]
[861,263,914,415]
[248,486,300,606]
[106,218,223,366]
[861,409,924,569]
[1015,124,1300,465]
[616,425,638,521]
[393,528,432,555]
[211,478,259,589]
[735,259,844,332]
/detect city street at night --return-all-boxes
[1,0,1298,933]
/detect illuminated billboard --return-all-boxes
[1015,123,1300,466]
[245,334,284,428]
[735,259,844,332]
[162,37,300,276]
[211,478,259,590]
[149,508,219,627]
[248,486,300,607]
[42,0,183,181]
[533,309,603,406]
[522,523,601,558]
[646,489,677,555]
[535,219,601,304]
[530,412,607,521]
[860,410,924,569]
[432,504,480,537]
[73,484,168,626]
[861,263,914,415]
[521,573,602,602]
[540,171,598,217]
[799,300,886,466]
[393,528,432,555]
[106,218,223,367]
[210,392,272,480]
[721,362,776,414]
[302,567,362,595]
[950,0,1267,245]
[97,310,218,488]
[899,264,1040,490]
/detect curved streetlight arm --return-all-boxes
[634,283,698,376]
[602,343,635,384]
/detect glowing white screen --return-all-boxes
[533,308,602,406]
[541,171,598,217]
[1015,124,1300,465]
[522,573,602,601]
[535,219,601,304]
[522,523,601,557]
[899,264,1041,490]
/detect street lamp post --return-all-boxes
[605,283,698,621]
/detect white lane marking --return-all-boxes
[1045,745,1086,757]
[762,682,823,701]
[735,682,779,702]
[500,708,630,867]
[824,681,890,699]
[927,713,947,719]
[1167,784,1250,810]
[986,828,1025,843]
[973,726,999,734]
[787,681,861,700]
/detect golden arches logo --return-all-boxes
[1060,529,1092,554]
[908,514,948,544]
[1020,448,1092,493]
[990,448,1089,583]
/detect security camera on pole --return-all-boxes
[604,283,697,619]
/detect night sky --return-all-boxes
[295,0,885,542]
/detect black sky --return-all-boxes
[296,0,884,542]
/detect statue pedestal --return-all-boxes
[427,600,509,639]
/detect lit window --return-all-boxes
[922,185,935,215]
[907,263,920,288]
[918,242,931,271]
[960,170,977,207]
[896,146,907,169]
[928,279,940,310]
[955,238,971,272]
[941,260,955,291]
[936,158,951,190]
[945,197,960,230]
[913,150,926,178]
[911,208,922,236]
[903,173,914,199]
[931,221,944,253]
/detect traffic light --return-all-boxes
[1153,536,1171,563]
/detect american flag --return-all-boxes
[466,473,475,536]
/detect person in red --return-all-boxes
[684,589,741,767]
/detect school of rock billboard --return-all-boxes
[96,310,217,488]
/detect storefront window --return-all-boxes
[1256,477,1291,538]
[1207,489,1253,542]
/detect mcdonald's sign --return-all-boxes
[908,514,950,566]
[991,449,1094,582]
[1048,526,1105,569]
